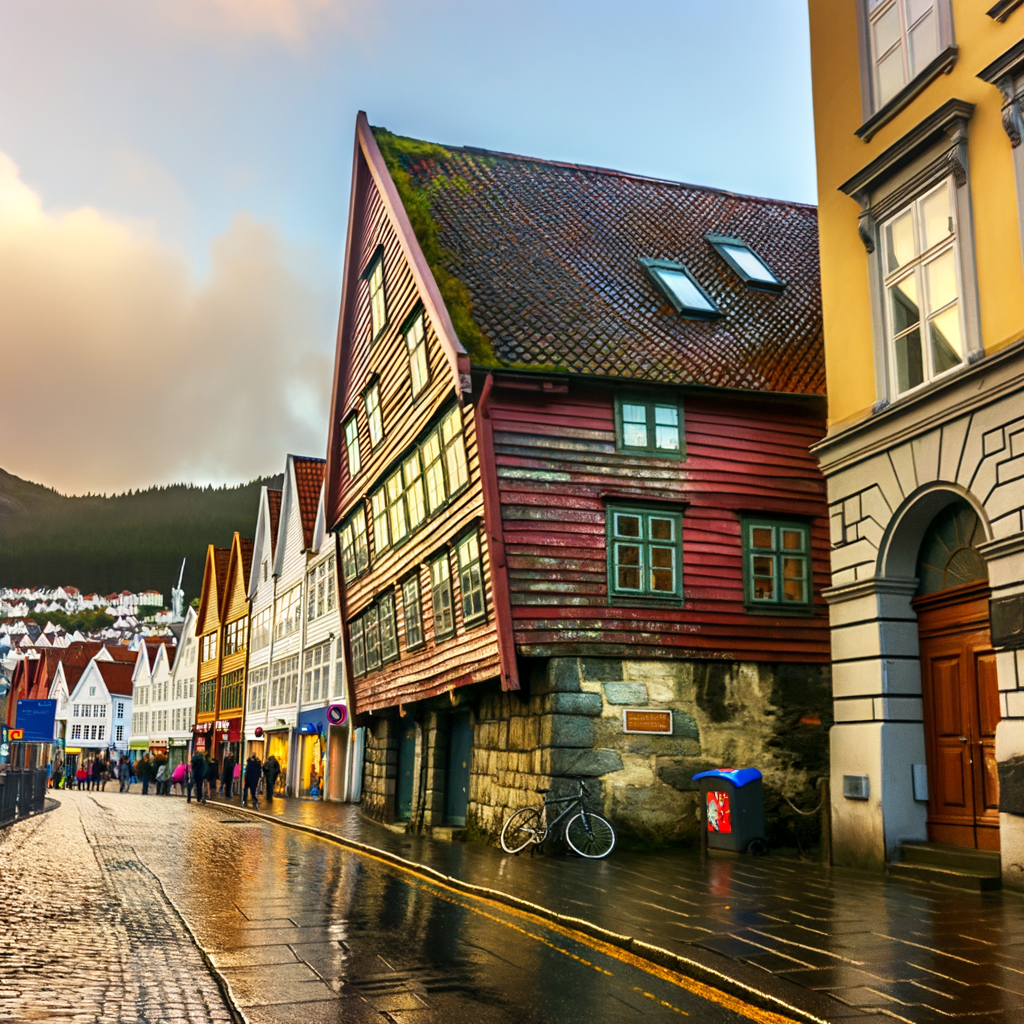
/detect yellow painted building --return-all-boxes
[809,0,1024,882]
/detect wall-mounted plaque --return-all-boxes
[622,708,673,735]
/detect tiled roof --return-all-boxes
[61,664,86,692]
[237,535,254,593]
[105,646,137,663]
[267,489,283,557]
[384,133,824,395]
[96,660,134,697]
[292,457,325,550]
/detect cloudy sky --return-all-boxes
[0,0,816,496]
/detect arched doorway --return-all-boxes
[912,501,1001,850]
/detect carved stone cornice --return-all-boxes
[978,41,1024,147]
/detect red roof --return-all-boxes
[105,646,137,663]
[292,457,325,549]
[374,126,824,395]
[95,661,134,697]
[267,489,283,557]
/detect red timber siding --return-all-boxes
[331,175,500,715]
[487,379,830,662]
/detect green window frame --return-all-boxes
[742,518,812,609]
[402,574,424,649]
[379,591,398,663]
[456,531,486,625]
[371,488,389,553]
[362,246,388,342]
[614,395,685,457]
[339,507,370,582]
[430,553,455,639]
[220,669,244,712]
[606,506,683,601]
[405,311,429,397]
[198,678,216,714]
[344,414,360,478]
[365,381,384,448]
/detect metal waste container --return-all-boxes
[692,768,766,853]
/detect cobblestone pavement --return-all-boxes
[0,793,235,1024]
[4,791,792,1024]
[210,793,1024,1024]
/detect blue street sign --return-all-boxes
[16,700,57,742]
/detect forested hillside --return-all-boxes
[0,469,282,604]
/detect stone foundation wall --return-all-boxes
[362,716,398,823]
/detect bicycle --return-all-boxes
[500,777,616,859]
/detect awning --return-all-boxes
[128,740,149,749]
[65,747,81,754]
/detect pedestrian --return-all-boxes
[91,755,102,791]
[242,755,262,809]
[205,755,218,802]
[75,766,87,790]
[155,760,167,795]
[189,750,206,804]
[170,762,187,796]
[118,756,131,792]
[221,751,236,801]
[263,754,280,801]
[138,754,152,795]
[100,755,110,791]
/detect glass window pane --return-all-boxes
[925,249,957,313]
[621,403,647,447]
[930,305,963,374]
[751,527,773,549]
[654,267,715,313]
[781,529,805,551]
[654,405,680,451]
[615,514,642,538]
[649,517,674,542]
[921,184,953,251]
[894,327,924,393]
[885,210,916,273]
[720,244,778,283]
[752,555,775,600]
[876,45,905,106]
[650,546,675,593]
[890,275,920,336]
[907,9,937,77]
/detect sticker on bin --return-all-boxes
[691,767,762,788]
[706,790,732,833]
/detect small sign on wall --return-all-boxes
[622,708,673,735]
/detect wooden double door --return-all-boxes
[915,583,1001,850]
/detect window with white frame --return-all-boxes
[270,654,300,706]
[334,637,346,697]
[71,724,82,740]
[251,606,271,651]
[303,642,332,703]
[116,702,125,719]
[307,555,336,622]
[882,179,964,395]
[867,0,941,108]
[365,382,384,447]
[248,665,268,712]
[115,725,124,742]
[274,586,301,639]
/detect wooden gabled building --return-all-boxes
[193,532,253,764]
[325,114,831,846]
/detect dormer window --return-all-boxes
[706,235,784,293]
[639,259,720,320]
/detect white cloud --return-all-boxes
[0,152,334,495]
[170,0,378,43]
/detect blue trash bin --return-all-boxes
[692,768,766,853]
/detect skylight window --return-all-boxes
[706,235,784,293]
[639,259,720,320]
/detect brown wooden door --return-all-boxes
[915,583,1000,850]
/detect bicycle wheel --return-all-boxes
[500,806,543,854]
[565,811,615,859]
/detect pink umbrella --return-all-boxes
[171,763,187,783]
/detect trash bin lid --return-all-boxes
[692,767,762,788]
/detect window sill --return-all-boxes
[744,604,818,617]
[608,596,684,608]
[856,46,959,143]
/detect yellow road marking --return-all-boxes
[634,986,690,1015]
[247,814,802,1024]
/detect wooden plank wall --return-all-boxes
[336,178,501,714]
[488,382,831,662]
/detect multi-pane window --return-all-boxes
[744,520,811,608]
[303,642,332,703]
[456,532,486,624]
[616,397,683,456]
[270,654,300,706]
[97,726,105,741]
[371,489,389,553]
[386,469,409,545]
[441,407,469,493]
[200,632,217,663]
[422,431,446,511]
[198,679,216,714]
[251,607,271,650]
[365,382,384,447]
[274,586,301,639]
[71,724,81,740]
[116,702,125,719]
[115,725,124,742]
[340,509,370,581]
[220,669,245,711]
[307,556,337,621]
[403,453,426,529]
[882,180,963,395]
[607,507,683,600]
[344,415,361,478]
[379,592,398,662]
[868,0,940,108]
[430,555,455,638]
[402,575,424,649]
[334,637,346,696]
[223,617,247,656]
[367,253,387,339]
[350,618,366,678]
[248,665,268,712]
[406,313,429,396]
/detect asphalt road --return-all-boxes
[0,791,795,1024]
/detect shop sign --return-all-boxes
[327,703,347,726]
[621,709,673,735]
[9,729,24,741]
[16,700,57,742]
[214,720,231,731]
[194,722,212,734]
[169,739,188,747]
[194,738,207,751]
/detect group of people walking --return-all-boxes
[187,749,280,808]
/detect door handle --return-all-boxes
[960,736,968,743]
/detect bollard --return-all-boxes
[819,776,832,867]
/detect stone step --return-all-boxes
[889,860,1002,891]
[900,841,1001,871]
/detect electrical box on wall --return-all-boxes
[991,594,1024,648]
[843,774,869,800]
[912,764,929,801]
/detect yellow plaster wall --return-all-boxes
[809,0,1024,428]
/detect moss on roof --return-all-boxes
[371,127,501,367]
